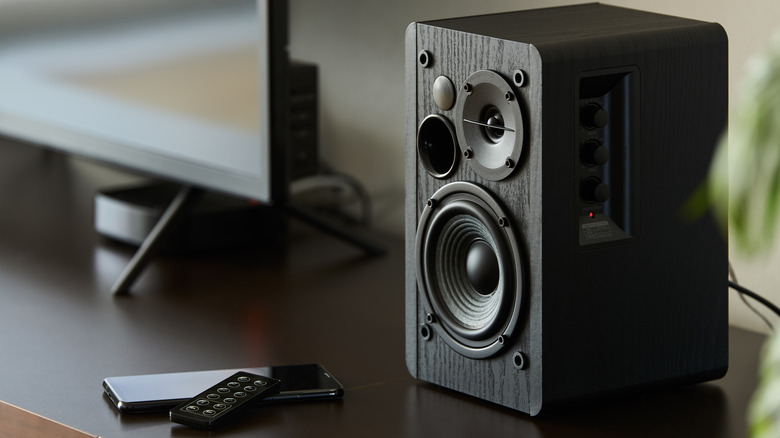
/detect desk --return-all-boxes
[0,137,764,437]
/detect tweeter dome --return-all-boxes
[405,4,728,415]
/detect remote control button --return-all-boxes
[227,382,240,388]
[217,387,230,393]
[237,376,251,382]
[206,393,220,399]
[213,404,227,410]
[245,386,257,392]
[196,400,210,406]
[203,410,217,416]
[234,392,247,398]
[223,398,237,404]
[254,380,268,386]
[185,406,199,412]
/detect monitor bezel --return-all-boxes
[0,0,289,204]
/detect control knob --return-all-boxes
[581,140,610,166]
[580,103,609,129]
[580,177,610,203]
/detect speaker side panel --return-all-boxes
[536,22,729,406]
[408,24,544,414]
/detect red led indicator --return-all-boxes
[588,212,595,219]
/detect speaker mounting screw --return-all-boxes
[463,83,473,94]
[513,351,527,370]
[426,199,436,209]
[463,148,473,159]
[418,50,432,68]
[505,91,515,101]
[425,313,437,324]
[498,217,509,227]
[513,69,527,87]
[505,158,515,168]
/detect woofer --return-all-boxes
[415,182,524,358]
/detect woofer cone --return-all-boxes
[415,182,524,358]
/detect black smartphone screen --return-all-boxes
[103,364,343,413]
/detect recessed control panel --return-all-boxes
[575,67,639,247]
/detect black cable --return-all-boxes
[729,263,774,330]
[290,170,372,227]
[729,280,780,320]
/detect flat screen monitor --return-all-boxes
[0,0,289,204]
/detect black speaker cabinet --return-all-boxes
[405,4,728,416]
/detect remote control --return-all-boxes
[169,371,280,429]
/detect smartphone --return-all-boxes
[103,364,343,413]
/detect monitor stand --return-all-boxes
[108,185,202,294]
[98,183,385,295]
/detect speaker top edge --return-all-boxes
[416,4,723,49]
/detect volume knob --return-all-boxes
[581,177,610,203]
[580,103,609,129]
[581,140,610,166]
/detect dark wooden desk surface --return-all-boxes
[0,138,764,437]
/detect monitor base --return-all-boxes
[95,182,284,253]
[96,181,385,295]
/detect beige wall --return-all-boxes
[288,0,780,334]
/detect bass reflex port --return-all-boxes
[417,114,459,179]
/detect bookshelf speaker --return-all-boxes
[404,4,729,416]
